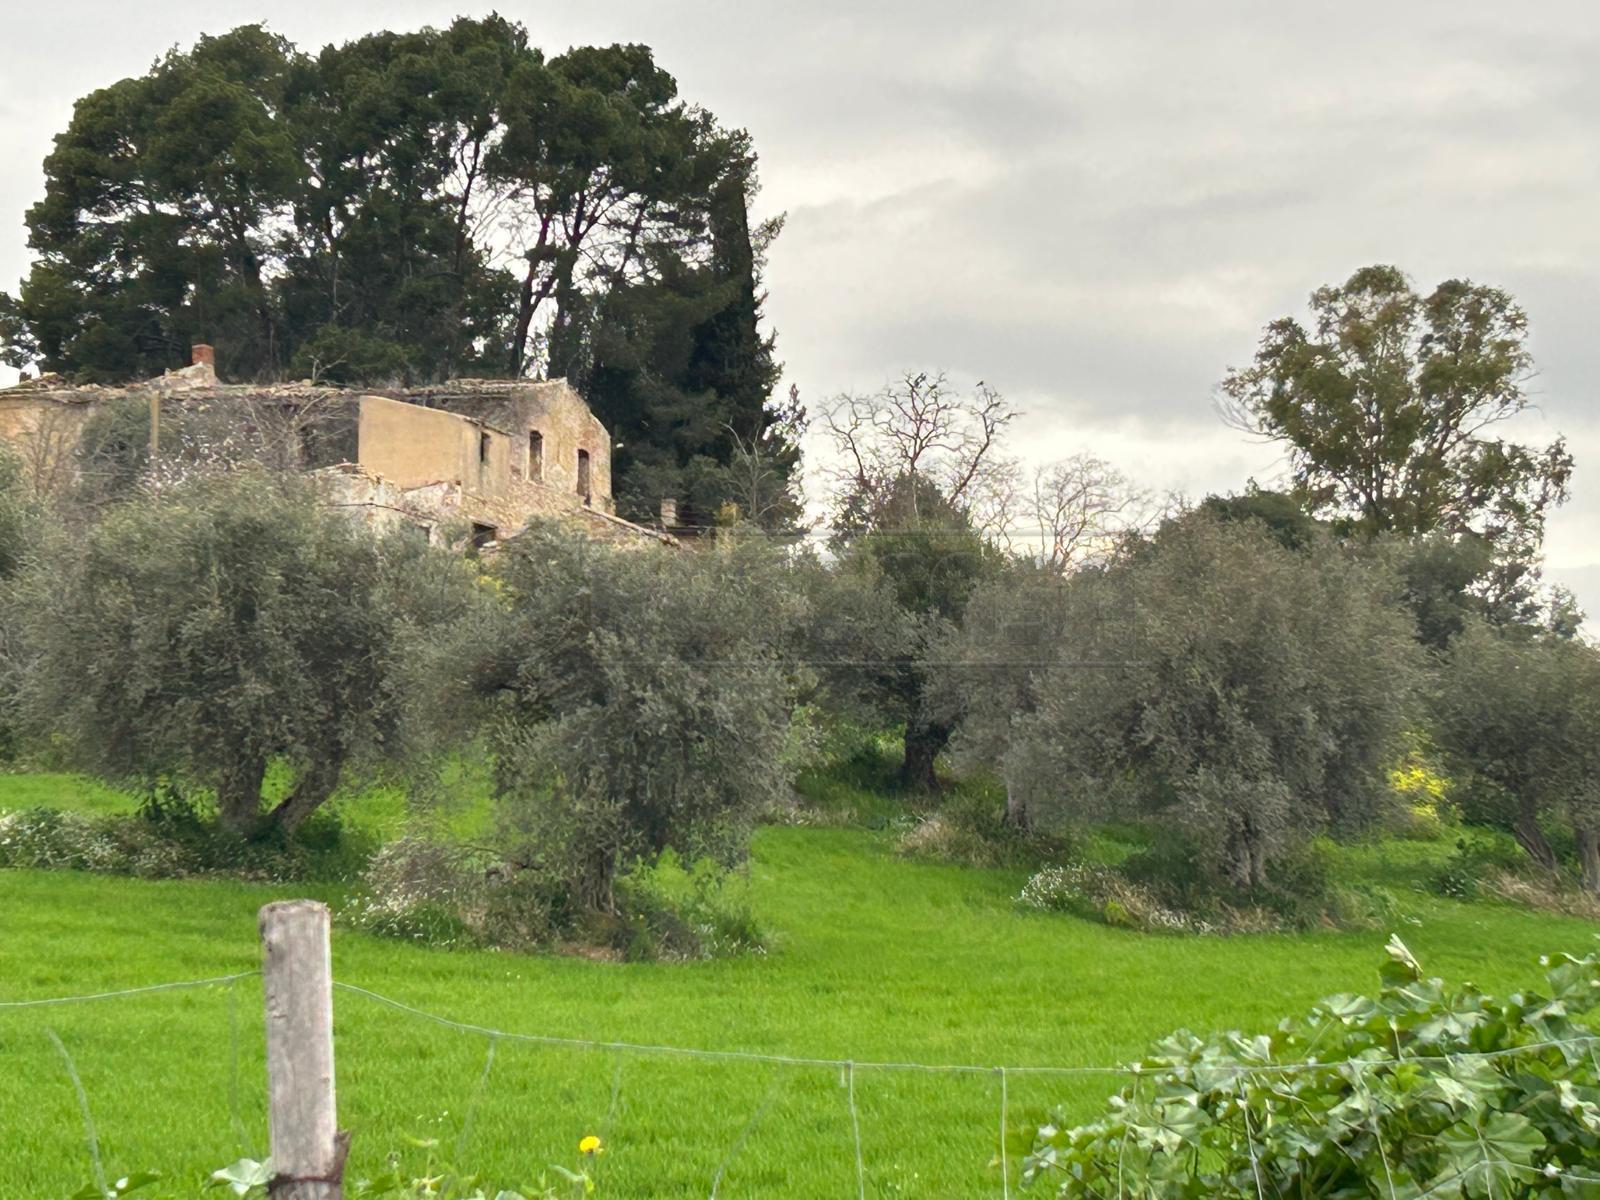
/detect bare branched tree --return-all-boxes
[822,371,1016,528]
[15,404,84,500]
[724,383,808,534]
[1024,454,1157,572]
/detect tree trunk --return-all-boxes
[217,756,268,836]
[1003,778,1031,831]
[900,718,952,792]
[268,753,345,834]
[1511,801,1559,872]
[1576,823,1600,896]
[511,262,537,378]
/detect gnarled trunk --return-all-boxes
[268,752,345,834]
[900,717,952,792]
[1004,777,1031,831]
[217,755,268,836]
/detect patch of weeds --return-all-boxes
[346,841,764,962]
[611,849,765,962]
[0,787,378,883]
[896,780,1072,869]
[1020,832,1407,935]
[1430,830,1600,918]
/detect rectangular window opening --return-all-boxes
[478,431,491,466]
[576,448,591,504]
[529,430,544,481]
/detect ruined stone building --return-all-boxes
[0,345,674,549]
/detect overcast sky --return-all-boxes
[2,1,1595,609]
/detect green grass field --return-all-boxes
[2,774,1596,1198]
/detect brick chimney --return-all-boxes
[191,344,215,368]
[659,497,679,528]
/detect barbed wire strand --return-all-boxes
[846,1062,865,1200]
[229,972,250,1151]
[998,1066,1010,1200]
[7,974,1599,1082]
[0,972,259,1010]
[333,982,1124,1076]
[599,1052,626,1141]
[708,1067,786,1200]
[333,980,1600,1080]
[455,1033,499,1162]
[46,1028,107,1199]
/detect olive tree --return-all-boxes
[0,446,45,760]
[22,468,464,833]
[1432,621,1600,889]
[457,524,804,913]
[964,516,1422,891]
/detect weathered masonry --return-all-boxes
[0,347,673,549]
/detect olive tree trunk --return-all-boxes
[218,755,268,835]
[900,717,952,792]
[1576,822,1600,896]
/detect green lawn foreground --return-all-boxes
[2,785,1598,1197]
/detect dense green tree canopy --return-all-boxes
[0,18,795,520]
[1432,620,1600,890]
[1219,265,1572,554]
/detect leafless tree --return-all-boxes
[821,371,1016,525]
[14,404,84,500]
[1023,454,1159,572]
[724,384,808,534]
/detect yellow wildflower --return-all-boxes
[579,1134,604,1156]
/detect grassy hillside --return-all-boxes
[1,776,1596,1197]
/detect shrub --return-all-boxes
[1017,863,1215,934]
[0,801,373,881]
[1432,832,1535,901]
[1432,620,1600,892]
[1025,938,1600,1198]
[345,840,761,961]
[1019,836,1386,935]
[611,849,764,961]
[895,776,1072,868]
[343,835,560,951]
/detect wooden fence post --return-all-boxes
[259,900,347,1199]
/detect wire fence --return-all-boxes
[6,964,1600,1199]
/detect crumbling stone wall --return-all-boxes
[0,391,94,495]
[0,352,661,547]
[395,379,614,514]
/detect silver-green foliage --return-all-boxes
[1026,937,1600,1199]
[957,517,1422,891]
[1433,621,1600,892]
[20,468,473,833]
[464,524,804,911]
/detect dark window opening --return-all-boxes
[529,430,544,481]
[479,432,491,466]
[576,448,591,504]
[469,523,496,553]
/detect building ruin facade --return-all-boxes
[0,346,673,549]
